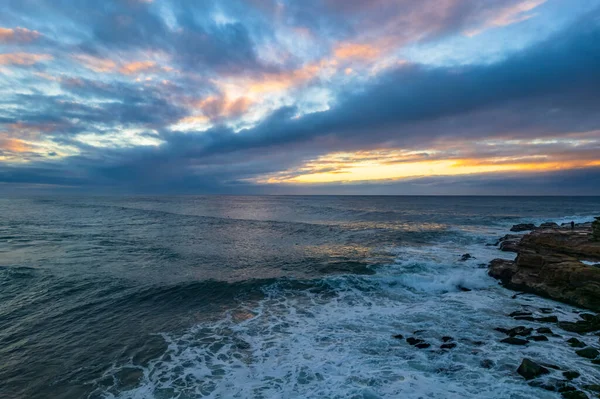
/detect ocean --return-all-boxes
[1,196,599,399]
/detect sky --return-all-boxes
[1,0,600,195]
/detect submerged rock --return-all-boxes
[530,335,549,342]
[440,343,457,349]
[501,337,529,345]
[562,371,580,380]
[537,327,553,334]
[415,343,431,349]
[575,347,599,359]
[460,253,473,261]
[406,337,424,346]
[567,338,586,348]
[517,358,549,380]
[561,391,589,399]
[392,334,404,340]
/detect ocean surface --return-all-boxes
[1,196,600,399]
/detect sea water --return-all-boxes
[1,196,599,398]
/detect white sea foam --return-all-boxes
[101,229,600,399]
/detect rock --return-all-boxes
[540,308,554,314]
[539,222,560,230]
[537,327,553,334]
[579,313,596,321]
[562,371,580,380]
[480,359,494,369]
[458,286,472,292]
[406,337,424,346]
[488,226,600,311]
[593,217,600,241]
[507,326,533,337]
[114,367,144,390]
[510,311,533,317]
[514,316,535,321]
[498,234,523,252]
[511,223,536,232]
[501,337,529,345]
[415,343,431,349]
[460,253,473,261]
[561,391,588,399]
[530,335,549,342]
[583,384,600,392]
[441,336,453,342]
[495,327,510,334]
[558,318,600,334]
[392,334,404,340]
[537,316,559,323]
[517,358,549,380]
[575,347,599,359]
[440,343,457,349]
[567,338,586,348]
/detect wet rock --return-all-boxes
[514,316,535,321]
[510,311,533,317]
[530,335,549,342]
[495,327,510,334]
[559,385,578,393]
[440,343,457,349]
[507,326,533,337]
[575,347,599,359]
[579,313,596,321]
[567,338,586,348]
[540,308,554,314]
[501,337,529,345]
[537,316,559,323]
[441,336,454,342]
[562,371,580,380]
[583,384,600,392]
[458,286,472,292]
[498,234,523,252]
[415,343,431,349]
[529,379,570,392]
[480,359,494,369]
[460,253,473,261]
[593,217,600,241]
[537,327,553,334]
[406,337,424,346]
[558,318,600,334]
[517,358,549,380]
[511,223,536,232]
[413,329,426,334]
[392,334,404,340]
[561,391,588,399]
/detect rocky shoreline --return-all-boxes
[488,219,600,311]
[483,218,600,398]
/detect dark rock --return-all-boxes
[540,362,561,370]
[580,313,596,321]
[575,347,599,359]
[514,316,535,321]
[392,334,404,340]
[495,327,510,334]
[460,253,473,261]
[530,335,549,342]
[567,338,586,348]
[592,358,600,365]
[517,358,549,380]
[593,217,600,241]
[583,384,600,392]
[415,343,431,349]
[562,371,580,380]
[511,223,536,232]
[480,359,494,369]
[537,327,553,334]
[413,329,426,334]
[458,286,472,292]
[558,319,600,334]
[540,308,554,314]
[537,316,559,323]
[441,336,453,342]
[559,385,578,393]
[440,343,457,349]
[406,337,424,346]
[501,337,529,345]
[510,311,533,317]
[507,326,533,337]
[561,391,588,399]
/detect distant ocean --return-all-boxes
[1,196,600,399]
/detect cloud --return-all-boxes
[0,27,41,44]
[0,53,52,66]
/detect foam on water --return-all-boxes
[97,220,600,399]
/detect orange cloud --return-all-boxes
[119,61,157,74]
[0,27,41,44]
[0,138,31,153]
[334,42,381,60]
[0,53,52,66]
[74,54,117,73]
[194,95,253,119]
